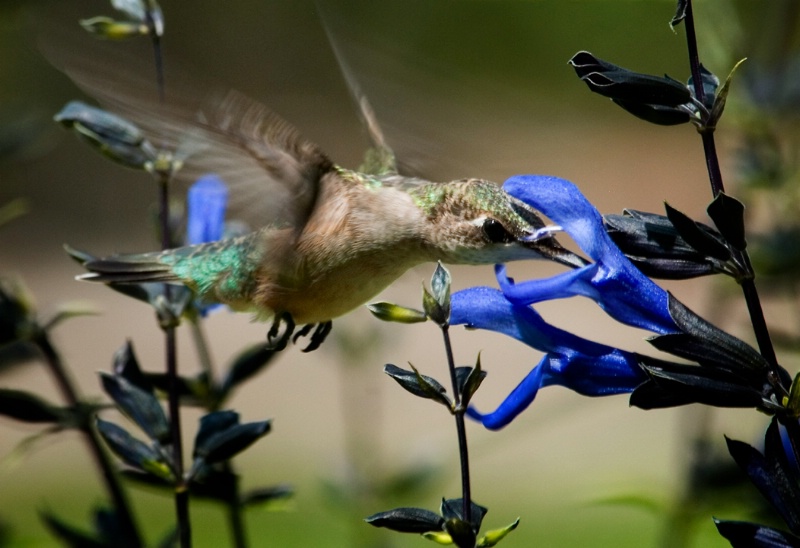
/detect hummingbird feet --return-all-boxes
[293,321,333,352]
[266,312,295,351]
[266,313,333,352]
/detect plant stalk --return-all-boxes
[35,330,142,546]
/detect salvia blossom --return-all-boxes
[450,175,678,429]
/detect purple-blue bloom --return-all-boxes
[450,175,678,429]
[451,287,646,429]
[500,175,678,335]
[187,174,228,245]
[186,174,228,316]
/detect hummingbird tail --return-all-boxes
[66,245,179,284]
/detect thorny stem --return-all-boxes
[682,0,782,387]
[441,325,472,529]
[34,329,142,547]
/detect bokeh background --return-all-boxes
[0,0,793,546]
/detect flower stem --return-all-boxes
[158,176,191,547]
[682,0,781,383]
[441,325,472,527]
[34,329,142,546]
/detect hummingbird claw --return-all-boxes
[301,321,333,353]
[292,323,314,343]
[266,312,295,351]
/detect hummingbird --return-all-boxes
[57,40,586,351]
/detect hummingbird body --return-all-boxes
[86,166,581,326]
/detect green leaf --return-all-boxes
[79,17,149,40]
[478,518,520,547]
[100,372,170,443]
[708,58,747,129]
[444,518,476,548]
[367,302,427,324]
[665,203,730,261]
[40,510,107,548]
[384,364,451,409]
[0,389,65,423]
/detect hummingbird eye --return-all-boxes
[482,218,515,244]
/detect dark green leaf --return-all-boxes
[112,341,152,393]
[365,507,445,533]
[707,192,747,251]
[0,277,34,346]
[441,498,488,532]
[95,418,172,480]
[100,372,170,443]
[458,358,487,409]
[422,285,447,326]
[194,411,240,457]
[665,203,731,261]
[54,101,156,169]
[384,363,451,408]
[714,519,800,548]
[241,485,294,507]
[40,510,107,548]
[220,343,278,395]
[193,416,271,466]
[366,302,427,323]
[143,372,203,405]
[0,389,65,423]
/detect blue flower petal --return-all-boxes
[452,287,646,429]
[187,174,228,245]
[501,175,677,335]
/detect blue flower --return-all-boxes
[187,174,228,245]
[449,175,678,429]
[499,175,678,335]
[451,287,646,429]
[186,174,228,316]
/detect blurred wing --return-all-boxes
[41,30,333,232]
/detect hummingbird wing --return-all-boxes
[42,31,333,234]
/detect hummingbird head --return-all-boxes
[412,179,586,268]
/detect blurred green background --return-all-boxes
[0,0,792,546]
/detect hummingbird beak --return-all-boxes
[520,224,589,269]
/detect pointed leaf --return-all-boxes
[0,389,66,423]
[365,507,445,533]
[100,372,170,443]
[193,411,240,458]
[441,498,488,532]
[423,285,447,326]
[193,418,271,466]
[220,343,278,395]
[665,203,731,261]
[431,262,452,320]
[709,58,747,129]
[478,518,520,547]
[707,192,747,251]
[40,511,107,548]
[384,364,451,408]
[367,302,427,324]
[458,358,487,409]
[241,485,294,507]
[112,341,152,393]
[422,530,455,544]
[688,65,719,111]
[95,418,173,480]
[80,17,148,40]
